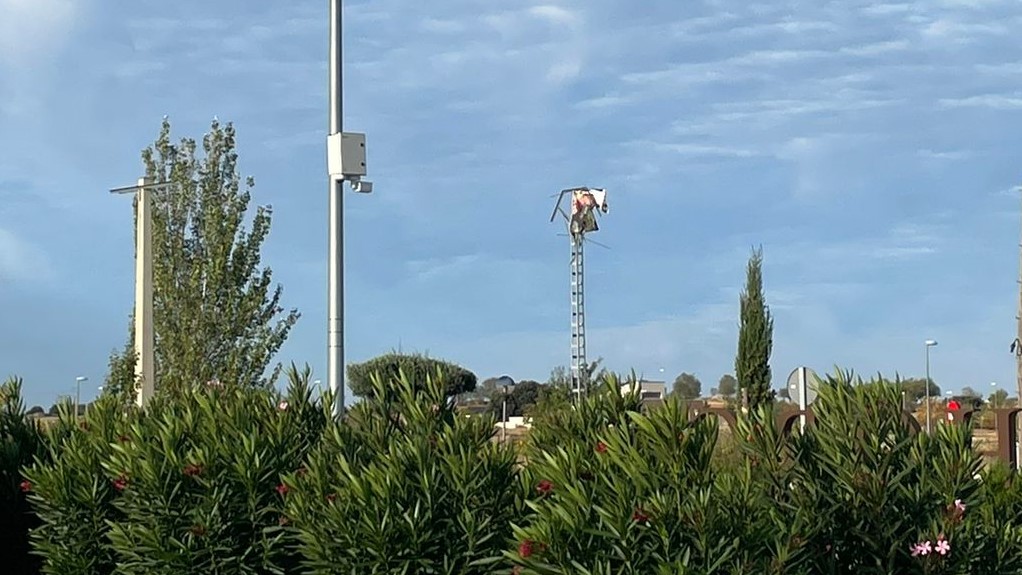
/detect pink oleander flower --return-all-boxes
[278,400,289,411]
[954,499,966,513]
[936,538,950,556]
[911,541,932,557]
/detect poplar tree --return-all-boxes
[104,118,299,401]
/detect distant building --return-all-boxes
[621,379,667,401]
[495,416,531,431]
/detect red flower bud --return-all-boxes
[518,539,535,558]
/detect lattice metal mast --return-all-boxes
[550,187,609,400]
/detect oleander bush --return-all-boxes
[282,371,520,574]
[9,367,1022,574]
[512,376,784,574]
[0,377,46,575]
[24,396,134,575]
[24,365,326,574]
[510,372,1022,575]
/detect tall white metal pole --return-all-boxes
[135,177,156,407]
[1015,185,1022,462]
[327,0,345,417]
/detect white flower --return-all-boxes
[278,400,289,411]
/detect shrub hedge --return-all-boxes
[1,369,1021,574]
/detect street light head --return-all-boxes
[75,376,88,383]
[109,180,172,195]
[925,340,938,347]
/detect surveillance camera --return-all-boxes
[351,179,373,194]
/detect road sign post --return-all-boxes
[786,366,819,433]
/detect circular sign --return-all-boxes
[786,367,820,405]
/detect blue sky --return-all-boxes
[1,0,1020,407]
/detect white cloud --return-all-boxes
[777,134,874,200]
[420,17,466,34]
[528,5,578,27]
[668,13,742,37]
[711,95,903,124]
[0,228,53,283]
[728,20,840,37]
[770,221,944,271]
[862,3,915,17]
[840,39,910,56]
[976,61,1022,75]
[0,0,77,68]
[938,94,1022,109]
[650,143,760,159]
[531,5,585,85]
[575,94,630,110]
[621,48,830,91]
[547,59,582,83]
[728,49,830,66]
[920,18,1007,42]
[917,148,973,160]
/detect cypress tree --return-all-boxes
[735,247,774,410]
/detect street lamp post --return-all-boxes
[75,376,88,420]
[326,0,372,419]
[925,339,938,433]
[111,178,170,408]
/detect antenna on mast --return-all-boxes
[550,186,609,403]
